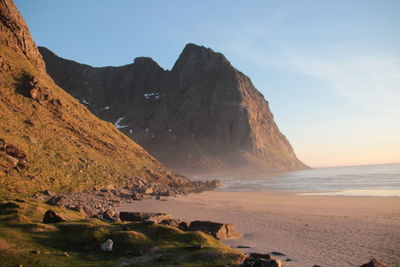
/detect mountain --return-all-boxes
[0,0,202,196]
[39,44,308,175]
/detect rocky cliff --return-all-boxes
[0,0,203,195]
[39,44,308,175]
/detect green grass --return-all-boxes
[0,199,245,266]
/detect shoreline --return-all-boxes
[117,190,400,267]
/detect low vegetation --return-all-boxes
[0,198,245,267]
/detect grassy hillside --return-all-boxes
[0,0,196,197]
[0,43,182,196]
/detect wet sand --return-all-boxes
[117,191,400,267]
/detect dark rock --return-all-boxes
[30,250,40,254]
[242,254,284,267]
[39,43,309,175]
[43,209,66,223]
[119,212,172,223]
[237,245,251,248]
[102,209,118,222]
[359,258,388,267]
[178,221,189,231]
[188,220,242,240]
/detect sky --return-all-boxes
[15,0,400,168]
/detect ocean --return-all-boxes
[217,163,400,197]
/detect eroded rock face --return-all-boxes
[0,0,45,71]
[39,44,308,174]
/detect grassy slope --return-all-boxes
[0,43,184,197]
[0,199,245,267]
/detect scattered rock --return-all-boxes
[43,190,56,197]
[101,239,113,252]
[242,254,285,267]
[237,245,251,248]
[119,212,172,223]
[30,250,40,254]
[188,220,243,240]
[102,209,118,222]
[42,209,66,223]
[360,258,388,267]
[61,252,70,257]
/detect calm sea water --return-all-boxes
[218,163,400,197]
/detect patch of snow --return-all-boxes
[102,106,111,110]
[114,117,129,129]
[79,98,90,105]
[144,93,155,99]
[144,92,160,100]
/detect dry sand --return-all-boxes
[117,191,400,267]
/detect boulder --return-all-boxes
[102,209,118,222]
[101,239,113,252]
[119,212,172,223]
[160,219,189,231]
[43,209,66,223]
[360,258,388,267]
[242,254,284,267]
[188,220,242,240]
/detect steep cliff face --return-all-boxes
[39,44,308,174]
[0,0,196,195]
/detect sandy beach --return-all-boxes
[117,191,400,267]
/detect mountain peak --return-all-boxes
[172,43,230,73]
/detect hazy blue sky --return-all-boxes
[15,0,400,167]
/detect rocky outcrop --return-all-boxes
[188,220,243,240]
[39,44,308,175]
[0,138,27,173]
[0,0,45,72]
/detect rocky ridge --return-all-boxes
[39,44,308,175]
[0,0,211,195]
